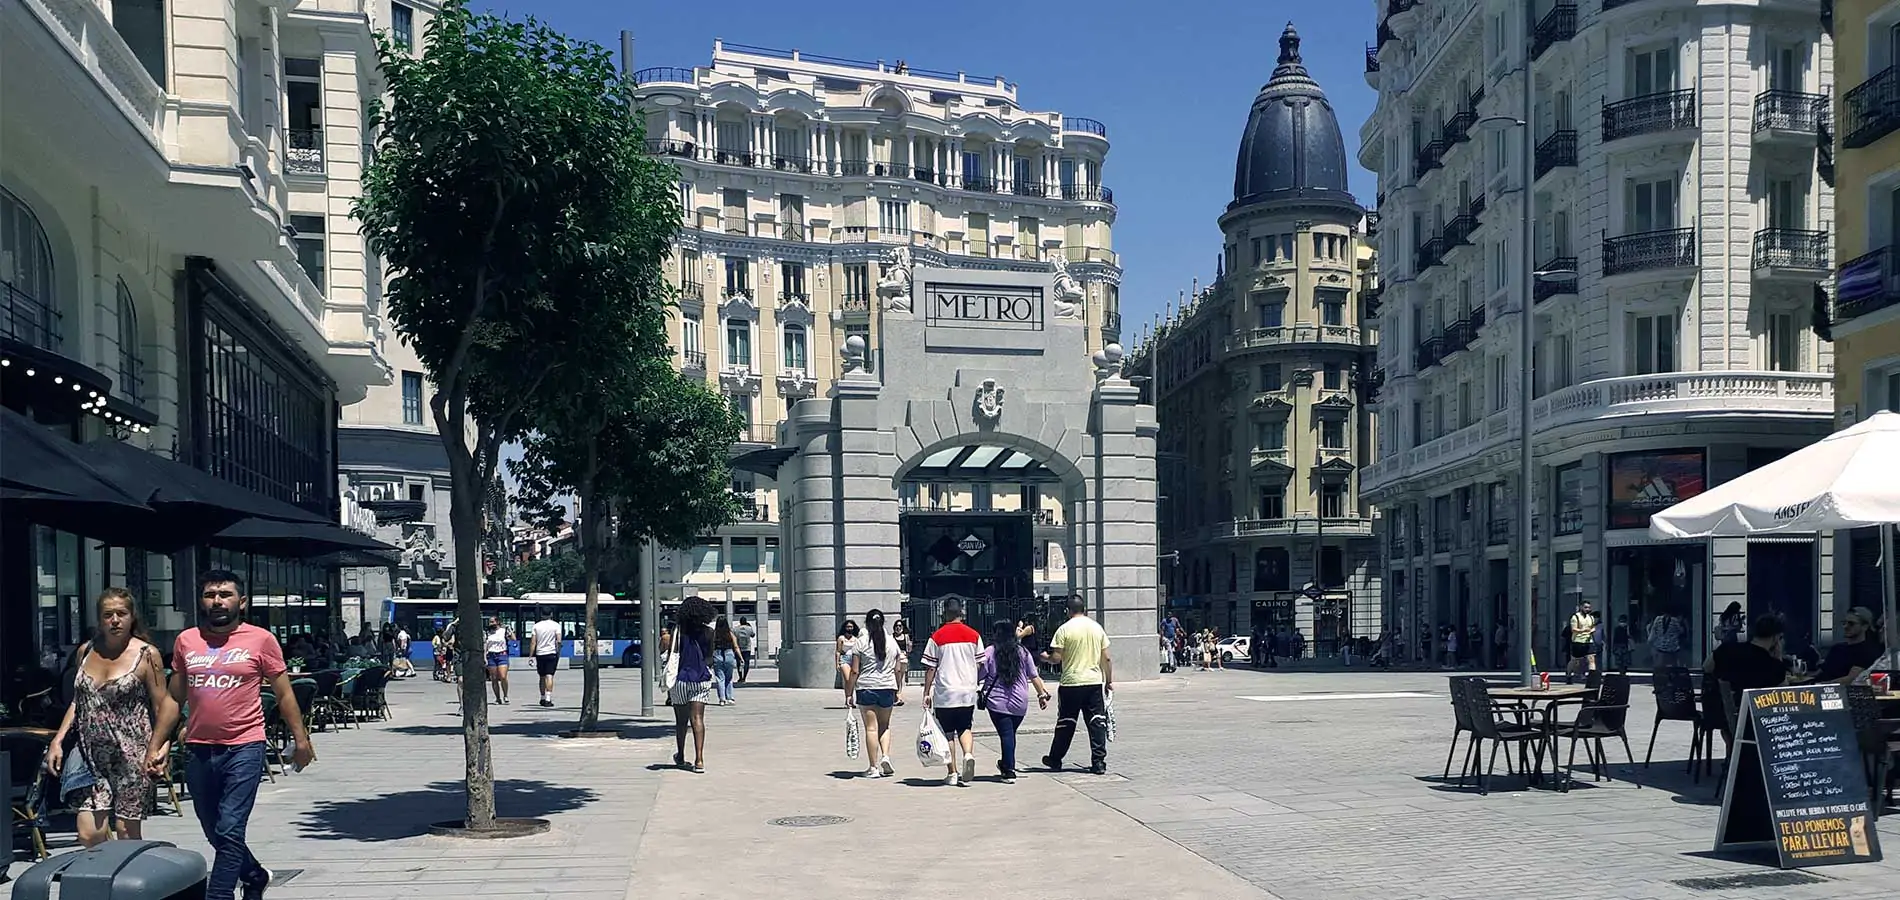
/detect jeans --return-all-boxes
[1047,684,1108,770]
[185,742,270,900]
[712,649,739,702]
[987,710,1024,774]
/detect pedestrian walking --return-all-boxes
[483,616,513,704]
[844,609,901,778]
[170,571,314,900]
[1042,597,1111,775]
[980,619,1050,783]
[530,608,562,707]
[835,620,860,699]
[734,617,757,684]
[391,625,415,678]
[1647,611,1687,670]
[44,588,179,848]
[665,597,719,772]
[1565,601,1598,683]
[892,619,912,705]
[711,616,742,705]
[921,600,983,787]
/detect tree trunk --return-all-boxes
[578,445,603,732]
[447,448,497,829]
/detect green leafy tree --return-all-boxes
[514,355,742,731]
[507,551,587,595]
[353,1,672,830]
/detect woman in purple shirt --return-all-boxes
[980,619,1051,782]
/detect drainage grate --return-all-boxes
[768,814,851,828]
[1670,872,1828,891]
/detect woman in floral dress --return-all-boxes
[45,588,179,846]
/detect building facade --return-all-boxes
[1129,26,1383,655]
[1361,0,1836,668]
[630,41,1122,644]
[1831,0,1900,620]
[1,0,410,668]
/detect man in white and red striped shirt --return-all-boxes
[921,599,984,786]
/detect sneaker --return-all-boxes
[862,767,885,779]
[996,761,1016,783]
[1088,764,1108,776]
[960,756,976,784]
[944,772,960,787]
[1042,755,1062,772]
[540,699,552,708]
[879,759,895,776]
[241,867,274,899]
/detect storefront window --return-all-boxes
[1606,449,1705,530]
[1556,464,1586,535]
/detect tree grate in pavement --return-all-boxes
[768,815,852,827]
[1670,872,1828,891]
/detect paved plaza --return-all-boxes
[5,666,1897,900]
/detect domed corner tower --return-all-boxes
[1171,22,1381,656]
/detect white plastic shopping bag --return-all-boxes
[845,708,864,760]
[1104,690,1118,743]
[916,708,950,768]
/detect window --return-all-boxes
[1020,484,1041,512]
[408,483,425,502]
[1321,418,1345,449]
[1257,298,1284,328]
[843,263,870,306]
[845,323,872,372]
[1626,177,1678,233]
[967,212,990,255]
[1458,380,1473,428]
[391,2,415,48]
[779,261,806,300]
[1322,295,1345,326]
[1250,237,1264,265]
[972,483,993,511]
[1256,420,1285,450]
[723,189,747,234]
[1628,45,1676,96]
[715,119,747,155]
[1278,234,1295,261]
[1629,312,1678,374]
[764,538,779,573]
[1410,400,1423,448]
[691,543,722,575]
[1258,363,1282,391]
[1320,485,1345,519]
[879,199,909,234]
[1770,43,1802,93]
[782,323,808,372]
[115,280,143,403]
[729,393,752,428]
[1312,233,1325,260]
[1766,178,1801,229]
[1259,485,1285,519]
[111,0,167,83]
[725,319,752,368]
[723,256,749,296]
[731,538,760,574]
[681,315,703,357]
[1490,241,1507,292]
[1019,217,1040,259]
[1491,355,1508,410]
[289,215,326,289]
[1764,311,1799,371]
[1322,362,1342,390]
[1490,128,1507,176]
[0,188,58,350]
[778,194,805,241]
[401,371,424,425]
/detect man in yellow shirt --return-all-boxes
[1041,597,1112,774]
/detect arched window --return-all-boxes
[116,279,144,403]
[781,323,807,372]
[0,187,60,350]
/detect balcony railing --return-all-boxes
[1012,180,1048,198]
[1413,139,1446,178]
[286,128,324,174]
[1530,3,1576,61]
[1102,311,1122,337]
[1062,117,1108,138]
[1414,236,1444,272]
[1,282,64,351]
[735,424,779,445]
[1441,317,1476,355]
[1225,324,1364,353]
[632,66,696,85]
[1752,90,1829,136]
[645,139,697,159]
[1202,516,1375,540]
[679,279,704,298]
[1444,213,1478,248]
[1843,66,1900,148]
[735,499,772,522]
[1363,284,1384,318]
[1602,89,1696,142]
[1534,130,1577,179]
[1603,227,1695,276]
[1751,228,1829,272]
[840,292,872,313]
[1836,246,1900,322]
[1442,108,1476,145]
[1533,257,1578,302]
[681,349,707,372]
[1365,44,1380,74]
[1414,336,1445,371]
[1060,183,1115,204]
[1487,519,1510,545]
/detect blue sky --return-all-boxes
[476,1,1379,337]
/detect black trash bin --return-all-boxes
[11,840,206,899]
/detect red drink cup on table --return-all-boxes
[1871,672,1892,693]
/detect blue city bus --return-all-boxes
[384,593,677,668]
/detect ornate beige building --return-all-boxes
[1128,26,1383,653]
[631,40,1122,639]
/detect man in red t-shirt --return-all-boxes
[169,570,315,900]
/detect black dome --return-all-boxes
[1231,24,1354,211]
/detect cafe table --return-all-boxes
[1482,684,1594,785]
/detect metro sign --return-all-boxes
[957,534,988,557]
[925,283,1044,330]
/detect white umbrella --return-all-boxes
[1650,410,1900,655]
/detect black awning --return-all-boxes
[731,446,797,477]
[209,517,399,562]
[0,407,166,544]
[74,438,330,527]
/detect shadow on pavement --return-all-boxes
[386,718,675,740]
[294,779,598,842]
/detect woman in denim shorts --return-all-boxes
[845,609,902,778]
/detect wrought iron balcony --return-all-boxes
[1443,108,1476,145]
[770,154,818,174]
[1414,336,1445,371]
[1602,89,1696,142]
[840,292,872,313]
[1530,3,1576,61]
[1843,66,1900,148]
[1534,130,1577,180]
[1413,139,1447,178]
[286,128,325,175]
[1,282,63,351]
[1836,246,1900,323]
[632,66,696,85]
[1441,318,1476,355]
[1062,117,1108,138]
[1414,235,1445,272]
[679,279,704,298]
[1752,90,1829,136]
[1751,228,1829,272]
[645,139,696,159]
[1060,183,1115,204]
[1363,284,1384,318]
[1444,213,1478,248]
[712,147,756,167]
[1012,180,1048,198]
[1533,257,1578,303]
[1365,44,1380,74]
[1603,227,1696,276]
[1467,193,1487,218]
[680,349,707,373]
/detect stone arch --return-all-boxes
[0,180,81,353]
[892,429,1084,492]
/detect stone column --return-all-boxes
[1076,374,1161,677]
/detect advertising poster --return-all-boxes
[1607,450,1705,529]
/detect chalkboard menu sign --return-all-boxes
[1715,684,1882,868]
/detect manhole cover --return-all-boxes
[768,814,852,828]
[1670,872,1828,891]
